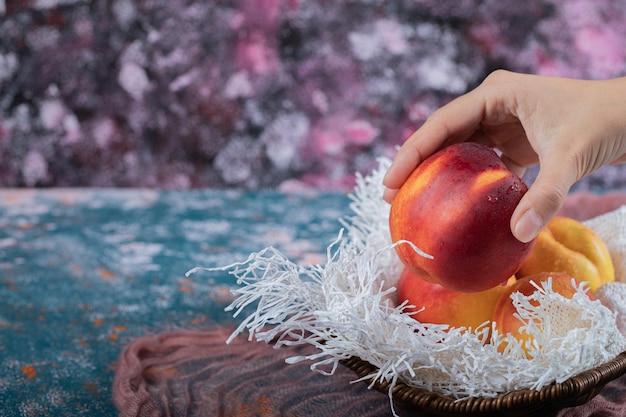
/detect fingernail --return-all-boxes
[382,187,396,204]
[382,163,393,184]
[514,208,543,243]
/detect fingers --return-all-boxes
[499,153,526,178]
[382,70,527,203]
[381,122,450,203]
[510,159,576,243]
[382,138,428,192]
[382,93,487,202]
[383,187,398,203]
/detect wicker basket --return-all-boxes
[341,351,626,416]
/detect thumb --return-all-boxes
[510,163,574,243]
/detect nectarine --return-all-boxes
[389,143,535,292]
[397,267,512,330]
[517,216,615,293]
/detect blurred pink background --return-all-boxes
[1,0,626,191]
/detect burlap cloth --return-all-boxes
[113,192,626,417]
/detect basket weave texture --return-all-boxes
[342,351,626,416]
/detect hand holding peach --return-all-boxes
[389,142,535,292]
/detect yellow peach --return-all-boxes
[492,272,589,354]
[517,216,614,292]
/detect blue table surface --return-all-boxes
[0,189,351,416]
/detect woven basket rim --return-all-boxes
[341,350,626,416]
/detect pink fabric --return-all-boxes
[112,328,396,417]
[112,328,626,417]
[557,191,626,221]
[113,192,626,417]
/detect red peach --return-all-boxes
[389,142,535,292]
[397,267,512,330]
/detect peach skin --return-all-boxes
[397,267,513,331]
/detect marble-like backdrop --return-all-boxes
[1,0,626,191]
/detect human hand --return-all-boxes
[383,70,626,243]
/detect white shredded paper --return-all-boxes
[188,157,626,415]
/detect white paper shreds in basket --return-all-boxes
[188,157,626,415]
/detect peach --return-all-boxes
[492,272,588,352]
[389,142,535,292]
[517,216,615,293]
[397,267,513,330]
